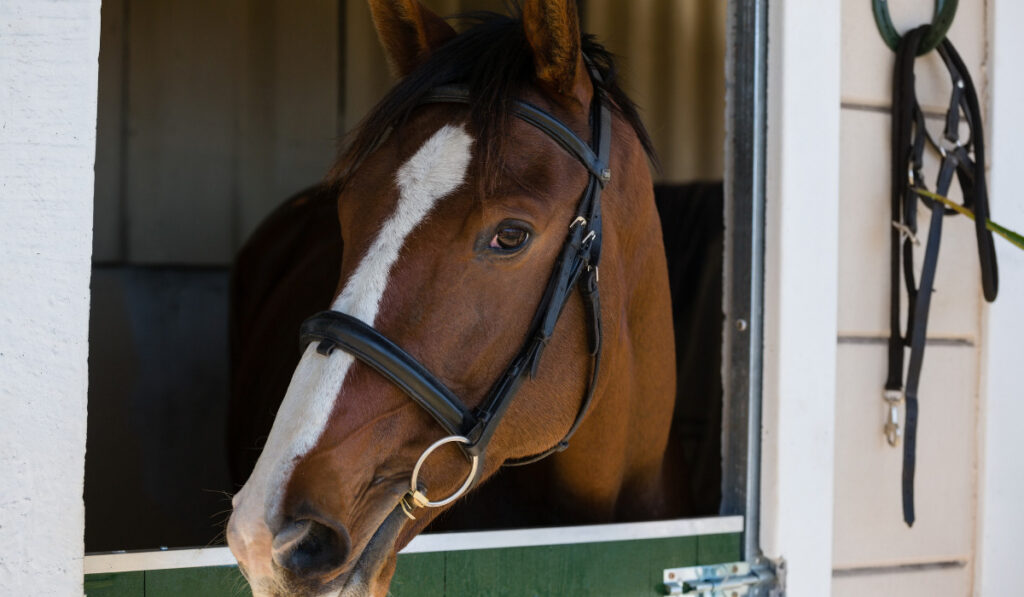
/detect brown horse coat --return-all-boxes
[225,2,717,595]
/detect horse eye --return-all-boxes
[489,226,530,251]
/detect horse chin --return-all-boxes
[334,504,408,597]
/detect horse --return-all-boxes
[226,1,691,595]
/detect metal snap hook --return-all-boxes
[400,435,479,519]
[883,389,904,447]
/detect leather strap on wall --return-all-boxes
[887,25,998,527]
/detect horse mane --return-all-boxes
[327,8,656,194]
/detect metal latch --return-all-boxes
[663,561,768,596]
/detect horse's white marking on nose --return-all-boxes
[332,123,475,318]
[229,124,473,575]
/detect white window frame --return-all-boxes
[79,4,832,595]
[976,0,1024,594]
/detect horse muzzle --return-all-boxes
[270,517,353,585]
[229,495,408,597]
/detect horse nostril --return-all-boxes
[271,518,351,579]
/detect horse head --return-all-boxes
[227,1,674,595]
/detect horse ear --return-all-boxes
[521,0,588,105]
[368,0,457,77]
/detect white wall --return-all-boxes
[0,1,101,594]
[761,1,840,595]
[977,0,1024,593]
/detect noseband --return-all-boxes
[299,68,611,517]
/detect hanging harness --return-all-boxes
[887,25,998,526]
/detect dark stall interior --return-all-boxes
[85,0,726,552]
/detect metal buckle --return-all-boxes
[891,221,921,246]
[569,216,587,230]
[663,561,760,595]
[939,136,962,158]
[883,389,903,447]
[400,435,479,520]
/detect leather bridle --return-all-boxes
[887,26,998,526]
[299,66,611,517]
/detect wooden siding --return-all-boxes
[93,0,340,264]
[585,0,726,183]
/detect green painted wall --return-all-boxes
[84,534,740,597]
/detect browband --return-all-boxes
[422,86,611,184]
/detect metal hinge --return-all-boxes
[662,561,776,596]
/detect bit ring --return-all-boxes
[407,435,479,509]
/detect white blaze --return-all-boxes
[231,124,473,551]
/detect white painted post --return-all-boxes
[977,1,1024,594]
[0,1,101,594]
[760,1,840,594]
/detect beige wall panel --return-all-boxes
[339,0,725,182]
[841,0,987,111]
[342,1,394,134]
[93,0,125,263]
[837,109,982,339]
[833,343,976,568]
[833,566,970,597]
[236,0,340,246]
[116,0,338,264]
[586,0,726,182]
[125,0,244,264]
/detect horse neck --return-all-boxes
[544,135,680,522]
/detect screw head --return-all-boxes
[735,318,748,332]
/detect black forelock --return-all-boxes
[327,7,656,193]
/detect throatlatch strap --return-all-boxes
[887,26,998,527]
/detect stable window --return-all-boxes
[84,1,768,594]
